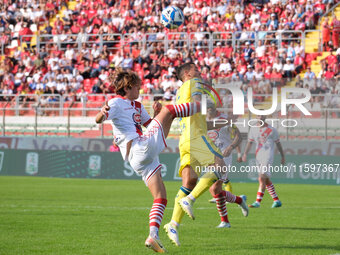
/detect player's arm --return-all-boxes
[242,140,253,162]
[236,144,242,162]
[152,101,162,118]
[276,141,285,165]
[223,126,242,157]
[95,101,110,124]
[141,101,161,128]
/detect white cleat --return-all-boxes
[239,195,249,217]
[164,223,180,246]
[145,235,166,253]
[216,221,231,228]
[179,197,195,220]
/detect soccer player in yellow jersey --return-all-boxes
[164,63,248,246]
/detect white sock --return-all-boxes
[171,220,179,228]
[188,194,196,202]
[150,226,159,239]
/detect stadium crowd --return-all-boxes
[0,0,340,105]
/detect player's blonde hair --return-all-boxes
[111,68,141,96]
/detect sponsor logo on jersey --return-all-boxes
[133,113,141,124]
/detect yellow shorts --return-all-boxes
[178,135,223,177]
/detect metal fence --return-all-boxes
[0,30,324,55]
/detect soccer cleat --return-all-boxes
[164,223,180,246]
[145,235,166,253]
[249,201,260,208]
[272,200,282,208]
[216,221,231,228]
[179,197,195,220]
[239,195,249,217]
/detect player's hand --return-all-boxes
[101,101,110,115]
[242,154,247,162]
[223,146,233,157]
[152,101,162,116]
[281,156,286,165]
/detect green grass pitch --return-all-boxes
[0,176,340,255]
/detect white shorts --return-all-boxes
[128,118,167,186]
[256,160,273,177]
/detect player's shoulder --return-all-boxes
[109,95,127,106]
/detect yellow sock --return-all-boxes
[171,186,191,224]
[190,171,218,199]
[223,181,233,193]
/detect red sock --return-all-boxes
[149,198,167,231]
[214,191,229,223]
[225,191,243,204]
[266,182,279,201]
[256,191,264,203]
[165,102,200,118]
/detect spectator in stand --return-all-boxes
[304,67,316,80]
[121,53,133,70]
[322,17,331,50]
[294,52,305,74]
[167,43,179,61]
[80,60,92,79]
[331,15,340,48]
[283,58,295,79]
[163,87,174,101]
[91,44,101,61]
[243,42,254,62]
[113,50,124,68]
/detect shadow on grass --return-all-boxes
[267,226,340,231]
[248,244,340,251]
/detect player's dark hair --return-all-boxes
[176,62,195,82]
[112,68,141,96]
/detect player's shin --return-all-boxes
[171,186,191,225]
[266,182,279,201]
[214,191,229,223]
[149,198,167,239]
[225,191,243,204]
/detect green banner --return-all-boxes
[0,149,339,185]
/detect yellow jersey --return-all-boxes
[176,78,207,145]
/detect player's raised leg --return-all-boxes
[145,171,167,253]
